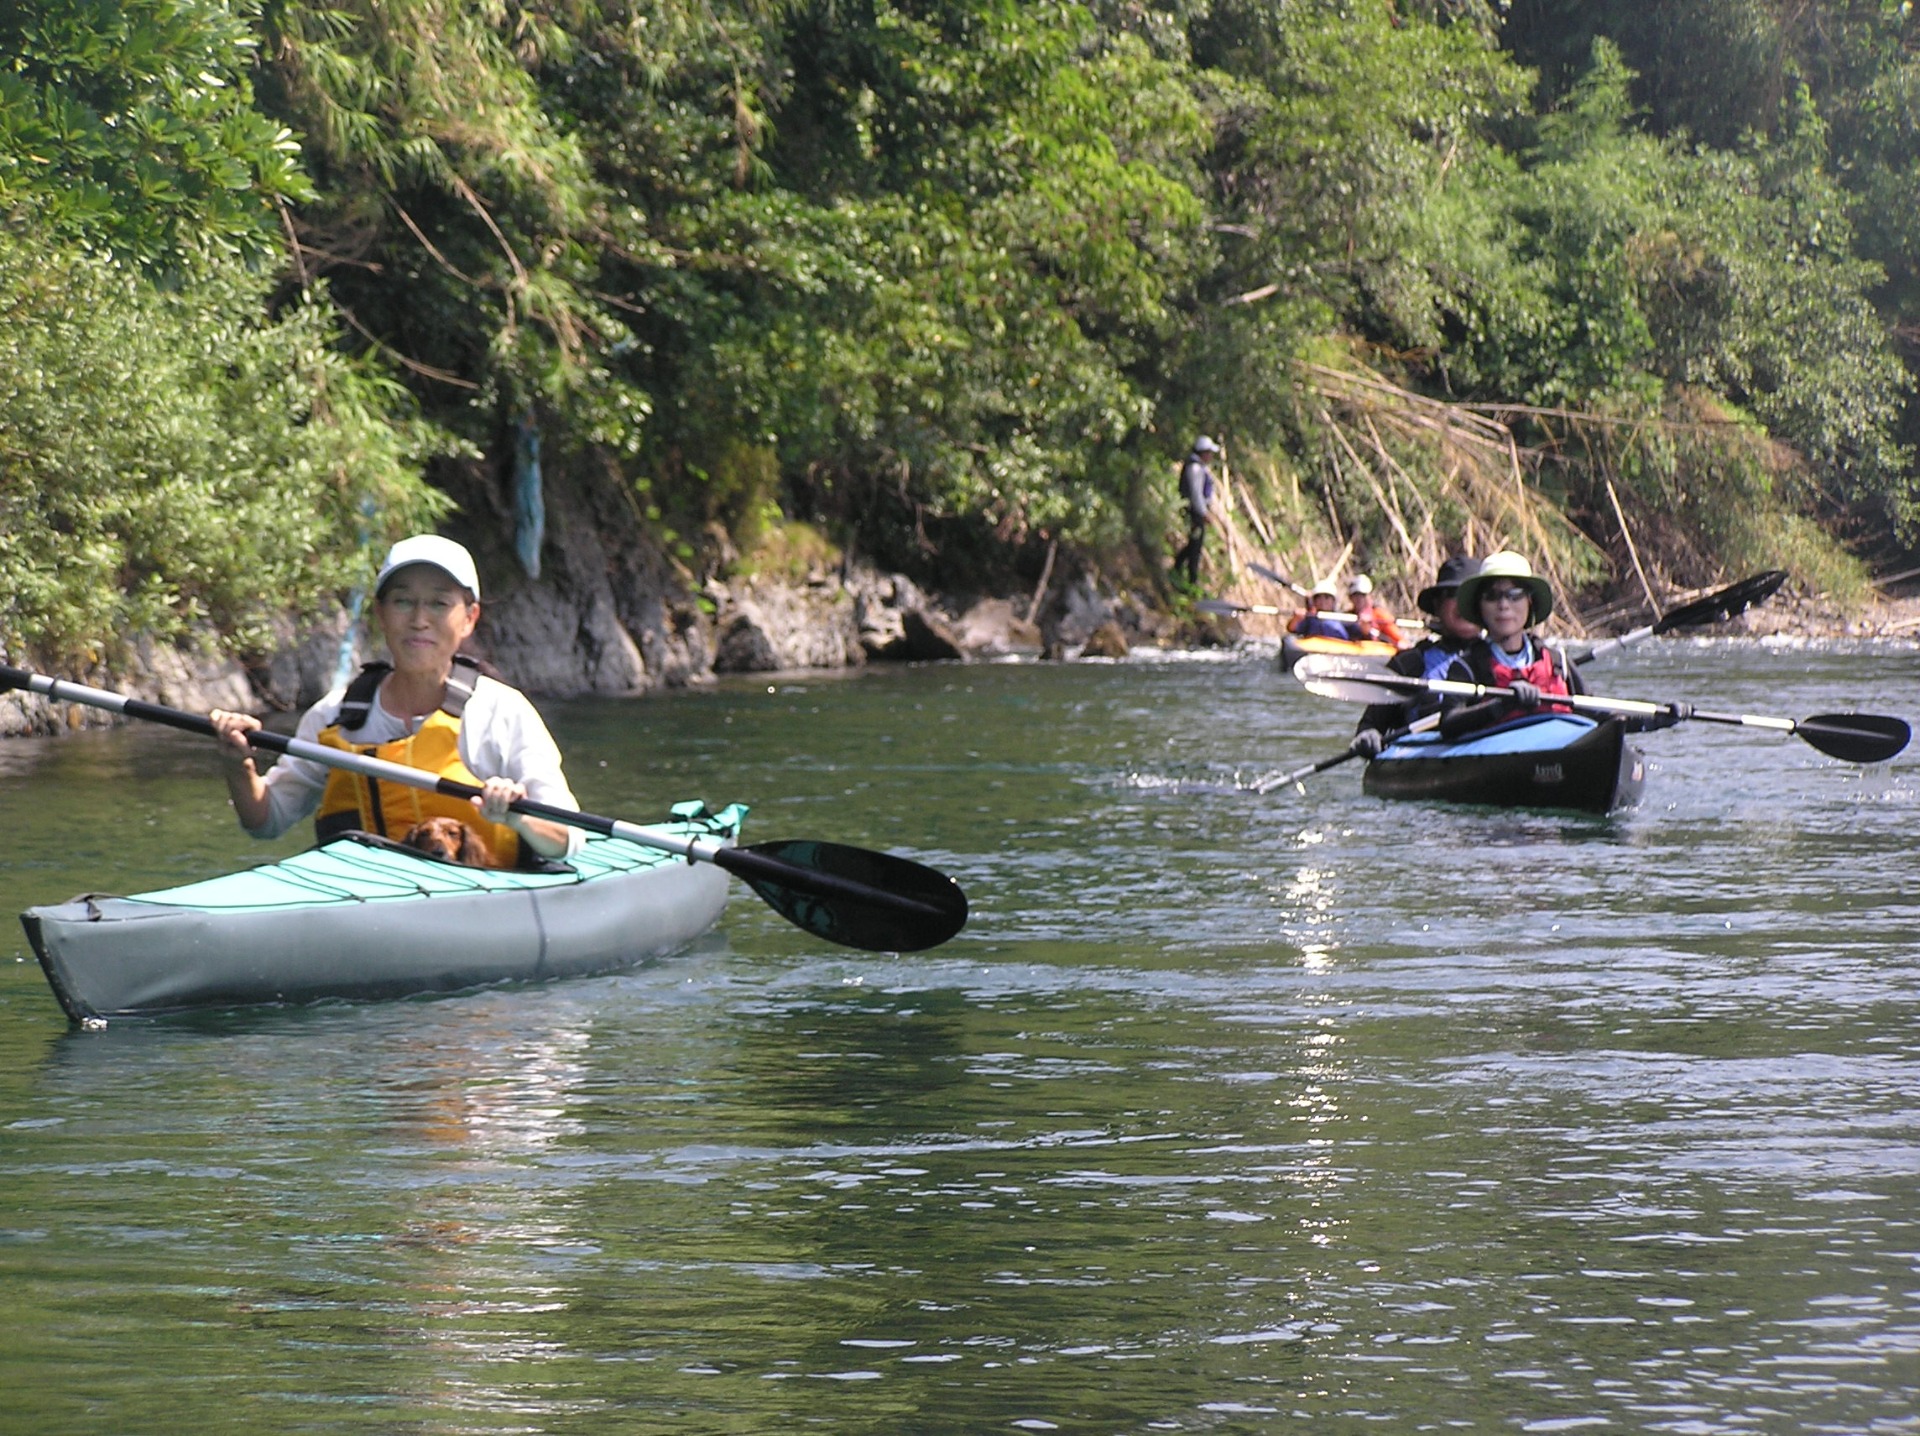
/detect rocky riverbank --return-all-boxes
[5,449,1912,740]
[0,555,1222,738]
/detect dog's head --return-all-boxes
[401,816,492,868]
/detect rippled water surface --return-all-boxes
[1,640,1917,1434]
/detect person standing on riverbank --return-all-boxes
[1173,436,1221,587]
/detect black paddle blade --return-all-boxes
[1195,598,1247,616]
[1796,713,1910,764]
[1248,561,1300,592]
[717,840,969,952]
[1653,570,1789,634]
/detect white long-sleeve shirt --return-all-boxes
[248,673,585,855]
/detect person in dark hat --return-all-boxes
[1173,435,1221,587]
[1351,554,1483,754]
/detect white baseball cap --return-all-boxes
[374,534,481,600]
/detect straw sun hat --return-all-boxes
[1454,550,1554,623]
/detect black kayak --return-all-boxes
[1362,712,1645,814]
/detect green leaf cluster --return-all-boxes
[0,0,311,269]
[0,221,453,663]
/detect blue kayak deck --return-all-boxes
[1364,713,1642,813]
[1374,712,1599,760]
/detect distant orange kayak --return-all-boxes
[1280,633,1399,672]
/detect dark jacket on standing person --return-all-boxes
[1179,451,1215,519]
[1173,437,1220,584]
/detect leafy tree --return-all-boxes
[544,0,1218,564]
[0,0,311,267]
[0,221,451,663]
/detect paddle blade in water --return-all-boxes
[1795,713,1910,764]
[718,840,969,952]
[1653,570,1789,634]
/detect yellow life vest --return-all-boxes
[313,660,522,868]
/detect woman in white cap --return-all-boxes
[209,534,580,866]
[1288,580,1357,640]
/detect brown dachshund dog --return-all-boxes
[400,816,494,868]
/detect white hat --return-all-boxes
[1309,579,1340,601]
[1348,573,1373,595]
[374,535,481,600]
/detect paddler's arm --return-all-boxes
[211,709,274,831]
[475,777,573,860]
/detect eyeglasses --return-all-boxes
[1481,586,1531,603]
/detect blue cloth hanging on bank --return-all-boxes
[333,494,380,690]
[513,417,545,579]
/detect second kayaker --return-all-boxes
[1441,549,1584,735]
[1351,554,1483,754]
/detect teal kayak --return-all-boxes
[22,802,746,1024]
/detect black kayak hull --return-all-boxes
[1362,714,1645,814]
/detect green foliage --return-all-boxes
[0,0,311,268]
[7,0,1920,658]
[1500,1,1920,543]
[0,222,455,664]
[261,0,645,443]
[563,0,1215,562]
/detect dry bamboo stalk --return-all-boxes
[1026,537,1057,625]
[1329,416,1420,574]
[1357,416,1428,572]
[1604,476,1662,620]
[1235,473,1279,550]
[1316,536,1357,590]
[1303,362,1515,442]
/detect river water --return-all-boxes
[1,639,1916,1434]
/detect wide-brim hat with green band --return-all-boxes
[1455,550,1554,623]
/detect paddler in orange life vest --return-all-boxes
[1345,574,1406,647]
[209,535,582,868]
[1442,549,1585,736]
